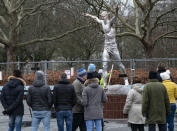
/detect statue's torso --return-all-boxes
[102,20,117,50]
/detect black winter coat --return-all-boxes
[53,78,76,111]
[26,80,53,111]
[1,76,25,116]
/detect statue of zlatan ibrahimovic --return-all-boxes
[85,6,129,88]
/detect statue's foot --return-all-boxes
[125,79,129,86]
[104,86,108,91]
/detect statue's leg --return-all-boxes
[102,48,110,87]
[111,48,129,85]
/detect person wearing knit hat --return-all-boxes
[142,70,170,131]
[88,64,96,72]
[72,69,87,131]
[160,70,177,131]
[87,64,101,82]
[160,70,170,81]
[156,63,174,82]
[78,68,87,77]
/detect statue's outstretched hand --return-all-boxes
[84,13,90,17]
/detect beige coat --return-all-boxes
[123,83,145,124]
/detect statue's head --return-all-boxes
[101,11,110,20]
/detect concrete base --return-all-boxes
[106,84,131,94]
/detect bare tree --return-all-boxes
[83,0,177,58]
[0,0,91,63]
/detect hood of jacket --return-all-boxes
[33,71,45,87]
[157,68,166,73]
[7,76,26,88]
[58,78,70,84]
[84,78,99,88]
[132,83,143,93]
[77,77,85,84]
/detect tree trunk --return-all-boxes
[141,39,154,58]
[6,46,17,73]
[144,46,154,58]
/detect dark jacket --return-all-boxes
[26,72,52,111]
[1,76,25,115]
[82,78,107,120]
[142,79,170,124]
[53,78,76,111]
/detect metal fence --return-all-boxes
[0,58,177,85]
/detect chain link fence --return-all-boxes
[0,58,177,86]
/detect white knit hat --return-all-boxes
[98,69,103,74]
[160,70,170,80]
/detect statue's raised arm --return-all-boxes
[110,5,119,26]
[84,13,103,24]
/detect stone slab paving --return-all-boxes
[0,101,177,131]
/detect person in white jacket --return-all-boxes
[123,81,145,131]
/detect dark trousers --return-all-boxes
[130,124,144,131]
[101,119,104,131]
[72,113,86,131]
[148,124,166,131]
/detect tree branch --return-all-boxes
[0,16,8,26]
[16,1,58,29]
[152,0,161,5]
[134,0,141,36]
[10,0,26,13]
[2,0,11,13]
[84,0,98,14]
[116,32,142,39]
[17,25,92,47]
[102,1,135,32]
[156,20,177,26]
[163,36,177,39]
[0,28,8,41]
[134,0,145,12]
[22,1,60,18]
[97,0,104,15]
[154,30,177,44]
[0,37,9,47]
[151,7,177,31]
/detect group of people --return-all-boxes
[0,63,107,131]
[1,62,177,131]
[123,63,177,131]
